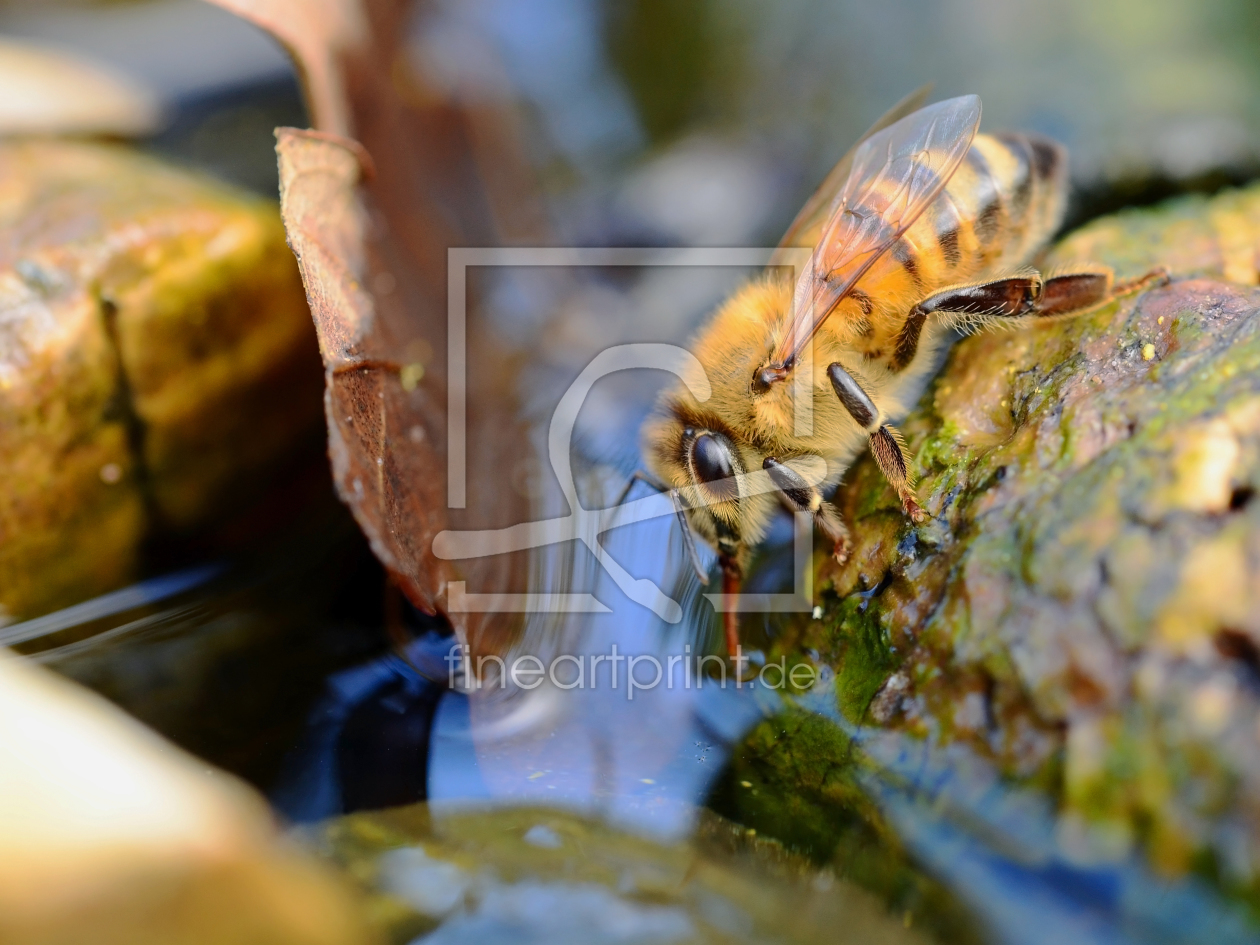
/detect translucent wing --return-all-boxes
[769,85,932,267]
[770,95,982,372]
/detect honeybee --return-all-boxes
[634,91,1165,654]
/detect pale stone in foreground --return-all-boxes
[0,651,375,945]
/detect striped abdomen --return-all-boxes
[843,132,1068,357]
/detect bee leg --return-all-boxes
[868,425,926,524]
[708,517,744,657]
[1111,266,1171,297]
[827,363,927,524]
[763,457,852,563]
[719,555,741,658]
[659,489,743,657]
[1032,266,1169,317]
[893,267,1173,368]
[891,275,1042,369]
[668,489,709,583]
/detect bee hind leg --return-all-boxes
[824,365,927,525]
[1032,266,1169,318]
[892,267,1172,368]
[763,457,852,563]
[891,274,1042,369]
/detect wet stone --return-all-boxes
[0,139,322,623]
[305,803,938,944]
[0,652,372,945]
[730,182,1260,919]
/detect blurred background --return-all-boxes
[4,2,1260,942]
[7,0,1257,461]
[4,0,1259,224]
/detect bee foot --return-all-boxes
[903,498,928,524]
[1114,265,1170,297]
[832,539,852,565]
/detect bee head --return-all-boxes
[641,408,750,561]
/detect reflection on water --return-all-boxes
[273,484,781,840]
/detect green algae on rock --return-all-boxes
[707,708,983,944]
[724,182,1260,912]
[0,140,322,623]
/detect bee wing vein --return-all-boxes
[773,95,983,369]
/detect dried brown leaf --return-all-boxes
[217,0,535,646]
[276,128,452,614]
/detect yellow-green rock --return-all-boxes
[306,803,939,944]
[734,182,1260,912]
[1053,183,1260,286]
[0,139,321,623]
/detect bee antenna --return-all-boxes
[614,469,667,506]
[612,472,709,582]
[668,489,710,583]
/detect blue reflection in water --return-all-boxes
[273,336,786,835]
[272,497,779,839]
[426,509,780,839]
[0,563,224,649]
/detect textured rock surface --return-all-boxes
[0,651,373,945]
[733,183,1260,910]
[306,802,943,944]
[0,139,322,623]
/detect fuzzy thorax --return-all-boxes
[643,278,869,556]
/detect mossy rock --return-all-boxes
[305,802,949,944]
[0,140,322,623]
[731,182,1260,915]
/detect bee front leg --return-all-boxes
[708,517,746,658]
[826,364,926,524]
[719,555,741,659]
[763,457,853,563]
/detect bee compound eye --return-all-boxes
[690,433,739,501]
